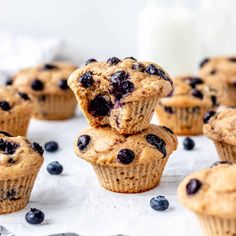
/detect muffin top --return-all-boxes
[0,86,33,115]
[160,75,217,107]
[68,57,173,105]
[11,62,77,95]
[74,124,177,167]
[203,108,236,145]
[178,162,236,218]
[0,131,44,180]
[199,56,236,84]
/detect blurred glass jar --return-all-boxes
[138,0,200,76]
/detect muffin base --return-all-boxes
[0,112,31,136]
[110,96,159,134]
[92,158,168,193]
[33,93,77,120]
[197,214,236,236]
[0,172,39,214]
[156,105,210,135]
[214,141,236,163]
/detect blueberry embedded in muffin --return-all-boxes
[203,108,236,163]
[156,75,217,135]
[0,87,33,136]
[68,57,173,134]
[11,62,78,120]
[0,132,44,214]
[178,163,236,235]
[199,56,236,106]
[74,124,177,193]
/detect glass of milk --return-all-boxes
[138,0,200,76]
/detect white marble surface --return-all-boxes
[0,110,219,236]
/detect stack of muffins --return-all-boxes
[68,57,178,193]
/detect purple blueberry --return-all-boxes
[199,58,209,68]
[146,134,166,157]
[203,110,216,124]
[77,135,90,151]
[79,72,94,88]
[186,178,202,195]
[107,57,121,65]
[192,89,203,99]
[89,95,112,116]
[150,196,169,211]
[32,142,44,155]
[58,79,69,90]
[18,92,30,101]
[42,63,58,70]
[0,101,11,111]
[31,79,44,91]
[25,208,45,225]
[117,149,135,164]
[85,58,97,65]
[132,63,145,72]
[47,161,63,175]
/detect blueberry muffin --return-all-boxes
[156,75,216,135]
[203,108,236,163]
[68,57,173,134]
[0,131,44,214]
[178,162,236,236]
[199,56,236,106]
[74,124,177,193]
[11,62,77,120]
[0,86,33,136]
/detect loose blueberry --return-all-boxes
[164,106,173,114]
[42,63,58,70]
[132,63,145,72]
[162,126,174,134]
[192,89,203,99]
[44,141,59,153]
[186,178,202,195]
[199,58,209,68]
[5,78,13,86]
[18,92,30,101]
[150,196,169,211]
[107,57,121,65]
[203,110,216,124]
[146,134,166,157]
[211,160,232,168]
[77,135,90,151]
[47,161,63,175]
[124,56,137,61]
[25,208,45,225]
[58,79,69,90]
[111,80,134,100]
[211,95,217,106]
[188,77,203,88]
[32,142,44,155]
[31,79,44,91]
[85,58,97,65]
[79,72,94,88]
[0,101,11,111]
[117,149,135,165]
[0,131,12,137]
[89,95,112,116]
[183,137,195,150]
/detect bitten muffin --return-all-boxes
[11,62,77,120]
[156,75,217,135]
[74,124,177,193]
[203,108,236,163]
[199,56,236,106]
[68,57,173,134]
[0,86,33,136]
[178,162,236,236]
[0,131,44,214]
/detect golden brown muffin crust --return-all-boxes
[203,108,236,145]
[178,163,236,218]
[74,124,177,167]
